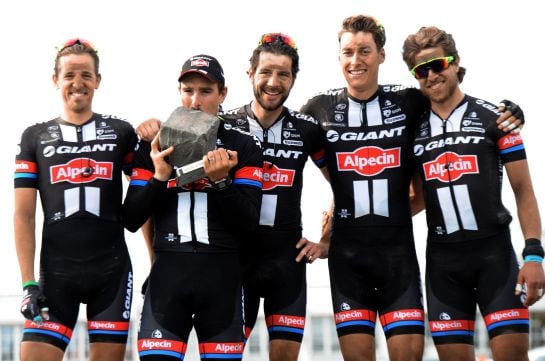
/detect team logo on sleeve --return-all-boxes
[336,146,400,176]
[262,162,295,190]
[50,158,113,184]
[423,152,478,182]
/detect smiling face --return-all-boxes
[339,31,384,100]
[413,47,460,106]
[52,53,101,118]
[249,51,295,116]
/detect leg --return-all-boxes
[20,341,64,361]
[338,333,376,361]
[489,333,529,361]
[386,333,424,361]
[435,344,475,361]
[89,342,127,361]
[269,339,301,361]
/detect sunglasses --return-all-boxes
[259,33,298,51]
[410,56,454,79]
[57,38,98,53]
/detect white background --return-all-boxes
[0,0,543,308]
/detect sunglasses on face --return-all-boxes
[410,56,454,79]
[259,33,298,51]
[57,38,98,53]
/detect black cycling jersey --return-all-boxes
[301,85,427,230]
[123,121,263,252]
[15,113,137,225]
[223,104,325,233]
[412,95,526,242]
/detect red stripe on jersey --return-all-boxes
[15,160,37,174]
[24,320,73,338]
[379,308,424,326]
[334,309,376,325]
[234,166,263,183]
[87,321,129,331]
[484,308,529,326]
[429,319,474,332]
[266,315,305,330]
[497,134,523,150]
[138,338,187,353]
[130,168,154,181]
[311,148,326,162]
[123,151,134,166]
[199,342,244,355]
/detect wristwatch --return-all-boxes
[211,176,232,191]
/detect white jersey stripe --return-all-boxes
[177,193,192,243]
[193,192,209,244]
[64,187,80,217]
[84,186,100,216]
[372,179,389,217]
[453,184,478,231]
[59,124,78,143]
[82,121,97,142]
[437,187,460,234]
[259,194,277,226]
[353,180,370,218]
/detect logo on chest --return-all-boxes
[336,146,400,176]
[423,152,479,182]
[262,162,295,190]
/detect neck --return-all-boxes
[250,101,283,129]
[61,108,94,125]
[347,83,379,101]
[431,88,465,120]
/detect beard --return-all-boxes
[424,78,458,105]
[253,87,289,112]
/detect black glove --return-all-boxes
[20,283,49,322]
[500,99,525,125]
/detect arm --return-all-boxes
[410,173,425,216]
[123,136,173,232]
[14,188,38,284]
[136,118,162,142]
[505,159,545,306]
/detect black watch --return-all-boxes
[211,176,232,191]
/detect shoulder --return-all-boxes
[286,108,318,126]
[219,122,261,149]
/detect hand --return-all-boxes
[150,134,174,181]
[20,284,49,322]
[497,100,524,133]
[203,148,238,183]
[295,237,329,263]
[136,118,162,142]
[515,262,545,307]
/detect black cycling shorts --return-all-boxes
[137,252,244,361]
[426,229,529,345]
[328,226,424,338]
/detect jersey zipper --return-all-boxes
[189,190,198,251]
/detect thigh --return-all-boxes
[193,254,244,360]
[23,261,81,351]
[426,242,478,346]
[86,250,132,344]
[261,250,307,343]
[477,236,529,339]
[137,255,193,360]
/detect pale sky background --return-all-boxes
[1,0,544,307]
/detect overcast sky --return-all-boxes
[1,0,543,298]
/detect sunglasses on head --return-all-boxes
[259,33,298,51]
[410,56,454,79]
[57,38,97,53]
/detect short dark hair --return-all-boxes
[54,42,100,76]
[402,26,466,83]
[338,15,386,49]
[249,39,299,78]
